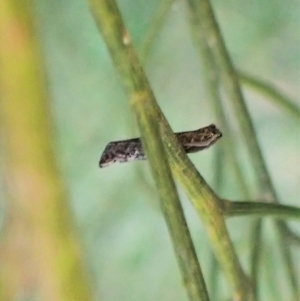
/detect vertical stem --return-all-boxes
[0,1,93,301]
[186,0,298,297]
[88,1,210,300]
[89,0,254,300]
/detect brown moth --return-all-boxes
[99,124,222,168]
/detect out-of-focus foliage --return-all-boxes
[1,0,297,300]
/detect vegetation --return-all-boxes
[1,0,299,300]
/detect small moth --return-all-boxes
[99,124,222,168]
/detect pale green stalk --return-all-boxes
[88,0,253,300]
[0,1,94,300]
[88,1,211,300]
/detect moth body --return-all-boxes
[99,124,222,168]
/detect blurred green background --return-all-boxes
[4,0,299,300]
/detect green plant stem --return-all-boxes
[222,201,300,220]
[139,0,176,61]
[88,1,253,300]
[248,219,262,300]
[239,72,300,121]
[186,0,298,297]
[185,1,260,298]
[134,93,210,301]
[185,0,251,199]
[0,1,94,301]
[137,0,299,297]
[208,146,223,299]
[156,106,252,301]
[139,1,300,126]
[188,0,271,197]
[187,4,252,295]
[277,226,300,301]
[88,1,211,300]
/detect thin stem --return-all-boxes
[139,0,176,61]
[88,1,210,300]
[222,200,300,220]
[277,227,300,301]
[185,1,258,299]
[0,1,93,301]
[185,0,251,199]
[189,0,272,198]
[239,72,300,121]
[88,0,252,300]
[187,0,298,297]
[140,0,300,297]
[249,219,262,300]
[208,146,223,299]
[156,114,253,301]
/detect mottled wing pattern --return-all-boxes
[99,124,222,168]
[99,138,145,168]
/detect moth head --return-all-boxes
[200,124,222,145]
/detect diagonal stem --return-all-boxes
[88,1,211,300]
[88,0,253,300]
[186,0,299,297]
